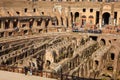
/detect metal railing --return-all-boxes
[0,65,100,80]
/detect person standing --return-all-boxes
[24,66,28,75]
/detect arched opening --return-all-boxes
[24,8,27,12]
[29,20,34,28]
[5,20,10,29]
[46,60,51,66]
[9,32,13,36]
[109,40,111,43]
[37,19,42,26]
[45,19,50,27]
[100,39,106,46]
[89,15,94,24]
[75,12,79,22]
[111,53,115,60]
[102,12,110,25]
[52,17,57,26]
[41,12,44,15]
[33,8,36,12]
[16,11,20,15]
[13,19,18,29]
[81,15,86,27]
[24,30,28,34]
[75,12,80,27]
[89,36,98,41]
[107,66,113,71]
[95,60,99,66]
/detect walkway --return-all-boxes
[0,70,56,80]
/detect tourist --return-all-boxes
[29,67,33,76]
[24,66,28,75]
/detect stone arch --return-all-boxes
[110,53,115,60]
[74,12,79,22]
[102,12,110,25]
[95,60,99,66]
[81,15,86,27]
[89,15,94,24]
[13,19,18,29]
[89,36,98,41]
[16,11,20,15]
[97,37,107,46]
[45,19,50,27]
[37,19,42,26]
[100,39,106,45]
[97,36,110,46]
[5,20,10,29]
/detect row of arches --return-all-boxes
[71,12,94,27]
[70,12,114,28]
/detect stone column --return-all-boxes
[68,16,71,28]
[99,15,102,29]
[111,14,114,25]
[67,6,72,28]
[33,20,37,28]
[17,20,20,29]
[63,17,67,27]
[41,19,45,28]
[48,19,52,27]
[58,16,62,26]
[26,22,29,29]
[79,14,82,28]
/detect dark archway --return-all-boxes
[100,39,106,46]
[111,53,115,60]
[61,17,63,25]
[102,12,110,25]
[75,12,79,22]
[89,36,98,41]
[13,19,18,29]
[81,15,86,27]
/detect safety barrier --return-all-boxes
[0,65,100,80]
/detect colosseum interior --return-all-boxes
[1,0,120,80]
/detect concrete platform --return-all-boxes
[0,70,56,80]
